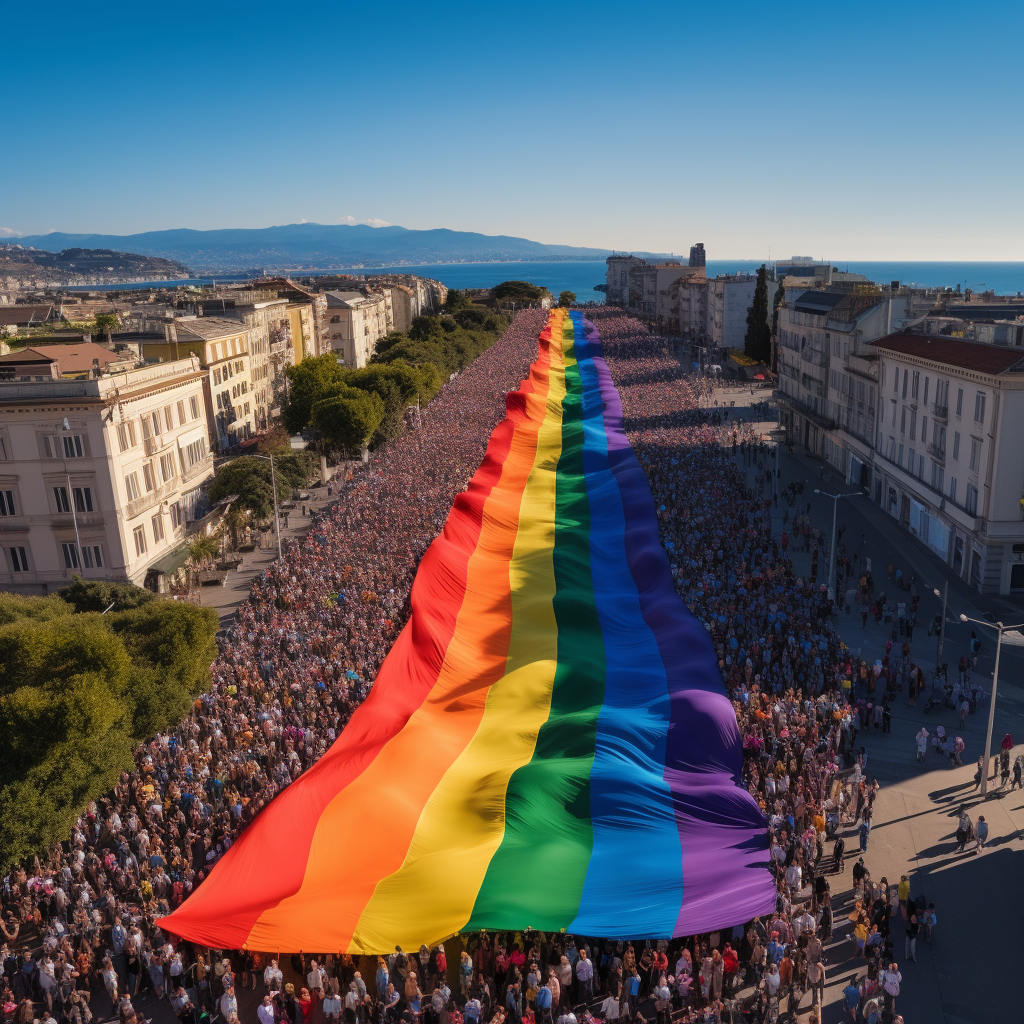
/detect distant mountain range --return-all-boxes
[1,245,192,282]
[13,223,668,273]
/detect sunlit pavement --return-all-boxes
[717,382,1024,1024]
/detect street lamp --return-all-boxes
[933,583,948,677]
[958,612,1024,796]
[813,488,859,600]
[248,453,283,560]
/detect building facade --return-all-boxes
[320,290,392,367]
[0,356,213,593]
[870,333,1024,595]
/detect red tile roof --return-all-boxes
[870,332,1024,375]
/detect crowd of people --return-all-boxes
[2,307,947,1024]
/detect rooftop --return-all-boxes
[0,342,130,376]
[870,332,1024,375]
[0,304,60,326]
[174,317,251,341]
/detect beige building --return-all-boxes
[0,356,213,593]
[320,290,391,367]
[123,317,267,450]
[871,333,1024,594]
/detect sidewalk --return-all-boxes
[715,383,1024,1024]
[195,480,337,629]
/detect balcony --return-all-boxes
[126,482,174,520]
[933,402,948,423]
[144,435,170,456]
[928,443,946,464]
[182,453,214,484]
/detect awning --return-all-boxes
[144,543,191,578]
[177,425,208,451]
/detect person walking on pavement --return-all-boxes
[880,963,902,1015]
[904,914,919,962]
[974,815,989,853]
[955,807,973,853]
[915,727,929,763]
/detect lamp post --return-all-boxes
[958,612,1024,796]
[249,453,283,560]
[933,583,948,678]
[813,488,859,600]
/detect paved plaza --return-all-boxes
[719,382,1024,1024]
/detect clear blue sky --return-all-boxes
[1,0,1021,259]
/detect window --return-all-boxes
[184,438,207,468]
[73,486,94,513]
[953,432,960,460]
[125,473,140,502]
[170,501,183,528]
[190,395,200,419]
[0,433,8,460]
[949,478,957,503]
[969,438,982,471]
[62,434,85,458]
[61,542,80,569]
[921,416,928,443]
[936,426,946,453]
[923,377,929,407]
[900,408,907,434]
[53,486,71,513]
[214,368,222,386]
[117,423,131,452]
[81,544,103,568]
[956,388,964,416]
[974,391,986,424]
[164,406,174,431]
[133,526,147,556]
[930,462,943,491]
[143,462,156,492]
[141,416,151,441]
[908,448,916,471]
[909,410,916,440]
[152,514,165,543]
[898,443,904,466]
[965,484,978,515]
[902,370,908,399]
[177,400,187,425]
[912,371,920,399]
[0,490,14,516]
[159,453,177,483]
[151,411,162,436]
[7,546,29,572]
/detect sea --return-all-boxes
[69,260,1024,305]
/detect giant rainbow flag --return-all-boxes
[160,310,774,952]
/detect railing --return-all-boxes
[127,482,173,520]
[182,453,214,483]
[144,435,170,456]
[928,443,946,464]
[933,403,948,422]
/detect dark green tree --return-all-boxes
[558,291,576,308]
[491,280,544,303]
[207,456,286,519]
[311,386,385,456]
[743,264,772,364]
[0,587,216,868]
[282,354,344,433]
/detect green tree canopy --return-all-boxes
[558,291,576,308]
[0,583,217,868]
[311,385,385,455]
[491,280,545,303]
[208,456,287,520]
[282,354,344,433]
[743,264,772,364]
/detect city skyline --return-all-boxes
[1,0,1022,260]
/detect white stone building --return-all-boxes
[320,291,391,367]
[871,333,1024,594]
[0,356,213,593]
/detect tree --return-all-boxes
[207,457,282,520]
[558,291,576,308]
[311,386,385,456]
[491,280,544,303]
[282,354,344,433]
[743,264,772,364]
[444,289,473,312]
[94,312,120,334]
[0,586,217,868]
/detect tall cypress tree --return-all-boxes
[744,264,772,364]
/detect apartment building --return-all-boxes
[776,289,911,466]
[0,356,213,593]
[871,333,1024,594]
[122,317,266,450]
[320,290,392,367]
